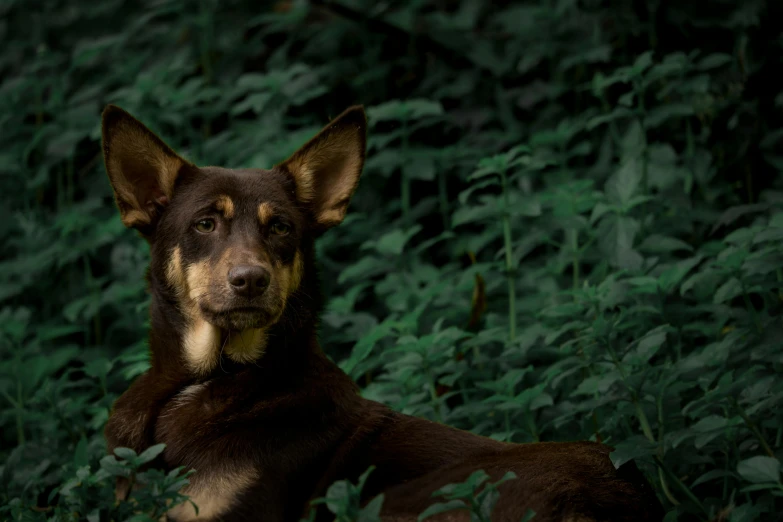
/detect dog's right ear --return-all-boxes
[278,106,367,232]
[101,105,190,230]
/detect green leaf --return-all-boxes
[572,372,620,396]
[643,103,694,129]
[713,277,743,304]
[606,158,642,207]
[417,500,466,521]
[586,107,633,130]
[73,437,89,469]
[658,255,704,292]
[625,325,668,365]
[638,235,693,254]
[340,321,393,377]
[599,215,643,270]
[137,443,167,465]
[691,469,737,488]
[358,494,385,522]
[113,447,137,461]
[697,53,734,70]
[325,480,350,513]
[619,120,647,160]
[372,226,422,256]
[609,436,658,468]
[99,455,131,478]
[521,510,538,522]
[737,456,781,484]
[711,203,770,234]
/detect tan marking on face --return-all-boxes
[185,259,211,305]
[165,246,187,292]
[167,466,258,521]
[165,249,223,375]
[224,329,268,364]
[169,247,273,375]
[274,250,303,308]
[214,194,235,219]
[257,202,275,225]
[181,259,220,374]
[289,250,304,296]
[216,247,238,278]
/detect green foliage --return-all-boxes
[302,467,384,522]
[416,471,531,522]
[1,444,192,521]
[2,0,782,521]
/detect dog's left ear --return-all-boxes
[279,106,367,230]
[101,105,190,230]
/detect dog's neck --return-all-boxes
[144,251,324,381]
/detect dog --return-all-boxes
[101,104,664,522]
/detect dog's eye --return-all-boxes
[195,219,216,233]
[270,222,290,236]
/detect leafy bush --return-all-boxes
[1,0,782,521]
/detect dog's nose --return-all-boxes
[228,265,270,297]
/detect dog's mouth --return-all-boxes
[200,306,274,331]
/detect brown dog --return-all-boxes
[101,104,664,522]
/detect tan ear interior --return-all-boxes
[102,105,188,228]
[280,106,367,229]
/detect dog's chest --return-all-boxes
[156,382,216,445]
[156,382,259,521]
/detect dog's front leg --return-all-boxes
[105,369,188,502]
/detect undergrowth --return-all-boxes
[1,0,782,521]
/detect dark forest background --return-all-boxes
[1,0,782,520]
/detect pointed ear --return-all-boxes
[101,105,190,230]
[279,106,367,230]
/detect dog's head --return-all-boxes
[102,105,366,374]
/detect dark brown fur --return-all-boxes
[101,105,664,522]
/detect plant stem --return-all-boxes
[428,367,443,423]
[634,80,649,193]
[17,380,25,445]
[740,280,763,333]
[634,398,656,443]
[66,156,74,206]
[570,228,579,291]
[199,0,213,138]
[732,398,774,457]
[438,166,450,230]
[658,467,679,506]
[499,165,516,342]
[654,456,710,517]
[591,410,602,443]
[401,113,411,226]
[607,342,655,442]
[526,411,539,442]
[657,378,679,505]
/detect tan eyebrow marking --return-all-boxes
[257,202,274,225]
[214,195,235,219]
